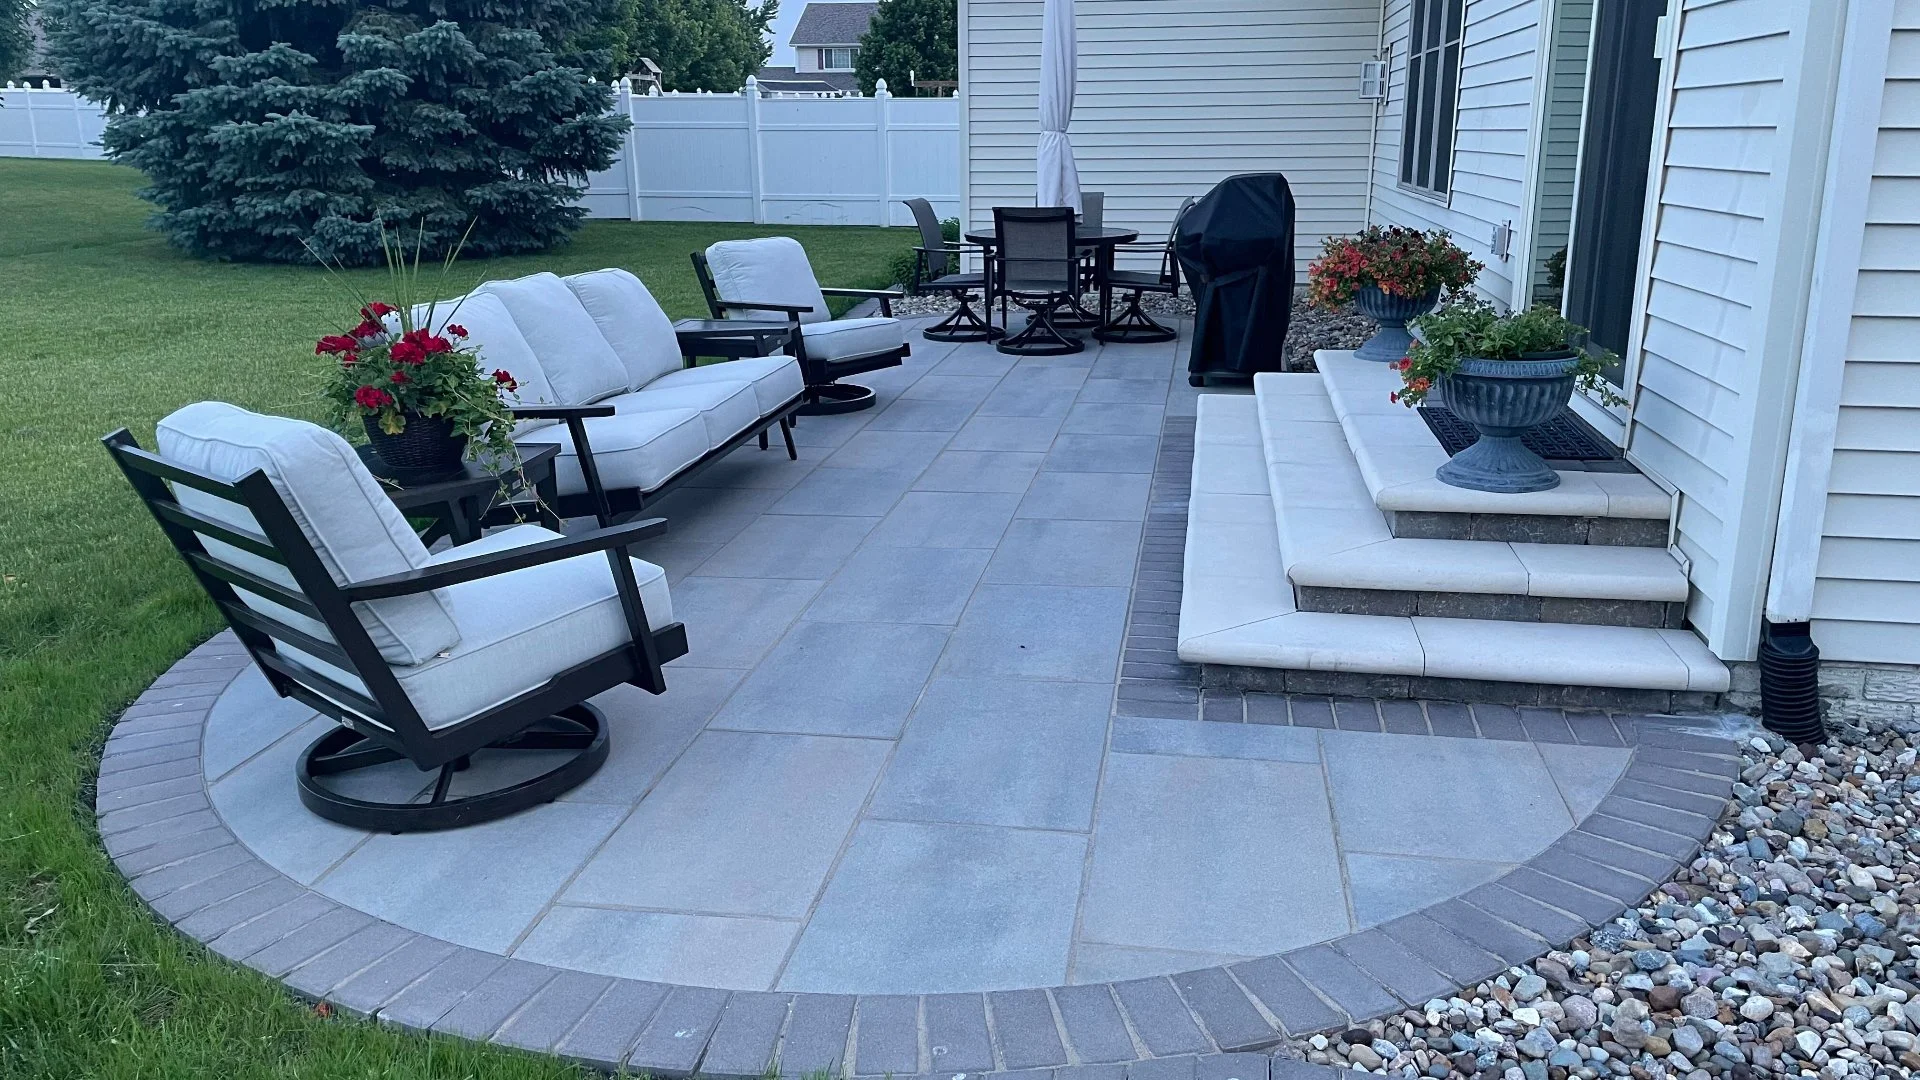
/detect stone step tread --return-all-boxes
[1184,394,1729,695]
[1250,375,1686,603]
[1305,353,1671,521]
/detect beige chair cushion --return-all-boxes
[155,402,460,666]
[607,381,761,452]
[564,269,686,389]
[513,407,708,497]
[417,292,562,435]
[478,272,631,406]
[800,317,906,361]
[650,356,805,415]
[704,237,830,325]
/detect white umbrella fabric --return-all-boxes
[1036,0,1082,213]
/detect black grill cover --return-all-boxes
[1175,173,1296,379]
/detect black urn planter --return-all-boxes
[1353,285,1440,362]
[364,412,469,483]
[1434,352,1580,493]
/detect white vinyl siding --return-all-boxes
[1627,0,1795,651]
[960,0,1379,278]
[1811,7,1920,663]
[1372,0,1541,307]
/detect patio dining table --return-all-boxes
[965,224,1140,332]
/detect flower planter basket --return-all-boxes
[363,412,469,483]
[1354,285,1440,363]
[1433,353,1580,493]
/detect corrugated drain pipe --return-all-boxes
[1759,620,1826,745]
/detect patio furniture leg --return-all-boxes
[297,704,611,833]
[1093,290,1178,344]
[995,298,1085,355]
[922,290,1005,343]
[758,429,769,450]
[779,416,797,459]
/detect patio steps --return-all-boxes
[1177,376,1729,712]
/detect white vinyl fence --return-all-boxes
[3,78,959,226]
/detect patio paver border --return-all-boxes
[93,411,1748,1079]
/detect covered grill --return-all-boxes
[1175,173,1297,385]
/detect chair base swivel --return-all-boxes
[922,294,1004,343]
[798,383,878,415]
[996,305,1085,356]
[1093,294,1178,344]
[296,704,610,833]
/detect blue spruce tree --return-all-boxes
[45,0,628,263]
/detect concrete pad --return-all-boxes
[938,584,1131,683]
[1322,729,1574,863]
[1344,852,1512,928]
[1536,741,1634,820]
[711,621,950,738]
[515,906,798,989]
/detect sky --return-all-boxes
[764,0,805,67]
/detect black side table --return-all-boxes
[671,318,800,364]
[358,443,562,547]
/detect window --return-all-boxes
[820,47,857,70]
[1398,0,1465,195]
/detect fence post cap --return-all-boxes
[875,78,888,93]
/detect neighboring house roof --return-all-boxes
[789,2,878,46]
[754,66,858,94]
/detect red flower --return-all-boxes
[315,334,359,355]
[1396,358,1413,371]
[360,302,397,321]
[389,340,427,364]
[445,324,468,338]
[491,369,519,392]
[354,385,394,409]
[350,319,384,340]
[1389,391,1400,404]
[389,370,411,385]
[400,328,454,355]
[340,351,358,367]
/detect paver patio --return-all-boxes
[99,317,1744,1074]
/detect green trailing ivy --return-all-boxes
[44,0,629,264]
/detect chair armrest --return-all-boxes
[712,298,814,317]
[510,404,616,421]
[820,286,903,317]
[344,518,670,601]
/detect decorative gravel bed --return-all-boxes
[889,287,1374,370]
[1286,715,1920,1080]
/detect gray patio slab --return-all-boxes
[562,729,889,917]
[777,819,1086,994]
[699,514,880,578]
[1071,944,1251,986]
[1321,729,1584,863]
[822,429,954,473]
[1079,378,1172,404]
[1342,852,1514,928]
[1044,434,1161,474]
[558,672,743,804]
[984,518,1142,587]
[1062,401,1167,436]
[208,716,387,886]
[513,905,799,988]
[666,577,823,669]
[867,396,979,432]
[711,621,952,738]
[312,800,628,953]
[949,414,1067,452]
[806,545,991,625]
[866,491,1021,549]
[867,678,1111,831]
[1079,753,1348,958]
[903,373,1003,403]
[915,450,1045,493]
[200,666,314,782]
[770,467,918,517]
[938,584,1131,683]
[1017,471,1152,521]
[1536,741,1634,819]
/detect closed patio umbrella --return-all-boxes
[1036,0,1082,213]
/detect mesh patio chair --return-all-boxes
[105,403,688,832]
[991,206,1084,356]
[904,197,1000,342]
[1094,198,1196,344]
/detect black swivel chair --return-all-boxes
[905,197,1000,342]
[991,206,1083,356]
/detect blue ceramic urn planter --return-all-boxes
[1434,352,1580,493]
[1353,285,1440,362]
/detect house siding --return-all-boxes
[959,0,1379,274]
[1372,0,1542,308]
[1811,5,1920,665]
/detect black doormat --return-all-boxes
[1419,406,1619,461]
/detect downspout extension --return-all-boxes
[1758,620,1825,745]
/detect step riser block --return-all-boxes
[1295,587,1688,629]
[1200,664,1721,714]
[1387,510,1669,548]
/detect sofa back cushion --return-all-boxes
[156,402,461,667]
[565,269,684,388]
[478,272,631,404]
[414,292,561,435]
[704,237,830,325]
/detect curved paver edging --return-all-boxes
[97,634,1745,1080]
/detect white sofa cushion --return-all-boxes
[478,272,630,405]
[650,355,805,416]
[514,407,708,497]
[417,292,562,435]
[155,402,460,666]
[800,317,905,362]
[606,381,761,452]
[565,269,686,389]
[704,237,830,325]
[285,525,673,730]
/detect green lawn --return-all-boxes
[0,158,910,1077]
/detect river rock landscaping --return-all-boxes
[1284,713,1920,1080]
